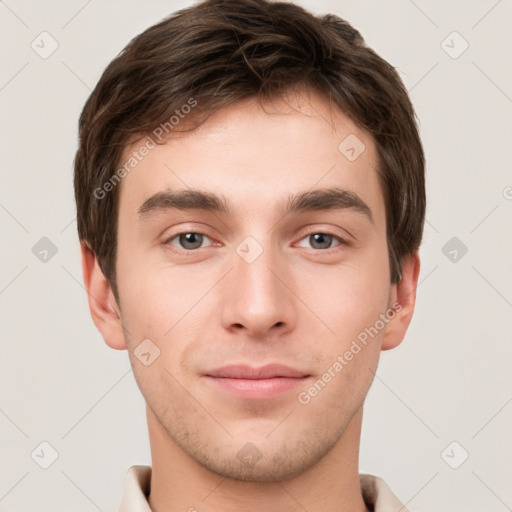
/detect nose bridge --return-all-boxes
[221,232,295,336]
[238,235,278,301]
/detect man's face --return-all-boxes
[114,89,395,481]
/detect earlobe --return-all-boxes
[80,244,127,350]
[381,251,421,351]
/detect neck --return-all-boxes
[146,404,369,512]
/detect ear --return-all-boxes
[80,243,127,350]
[381,251,421,351]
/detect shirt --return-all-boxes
[118,465,409,511]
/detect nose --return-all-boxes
[220,238,297,339]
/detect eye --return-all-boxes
[296,232,345,250]
[166,232,213,250]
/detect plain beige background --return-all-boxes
[1,1,511,511]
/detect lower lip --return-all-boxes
[204,376,310,400]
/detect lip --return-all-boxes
[203,364,311,400]
[204,363,309,379]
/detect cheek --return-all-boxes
[116,261,199,404]
[297,248,391,342]
[298,266,389,411]
[116,249,215,371]
[120,275,190,340]
[117,240,183,321]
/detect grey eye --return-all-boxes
[296,233,343,250]
[308,233,334,249]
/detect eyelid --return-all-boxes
[294,222,353,241]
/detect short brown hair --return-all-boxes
[74,0,425,300]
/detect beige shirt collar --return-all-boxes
[118,465,409,512]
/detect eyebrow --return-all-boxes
[137,187,373,224]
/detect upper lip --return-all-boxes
[204,364,309,379]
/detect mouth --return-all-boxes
[202,363,312,400]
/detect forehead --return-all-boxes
[116,89,384,225]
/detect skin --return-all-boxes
[82,86,420,512]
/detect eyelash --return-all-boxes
[163,230,348,253]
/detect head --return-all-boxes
[75,0,424,482]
